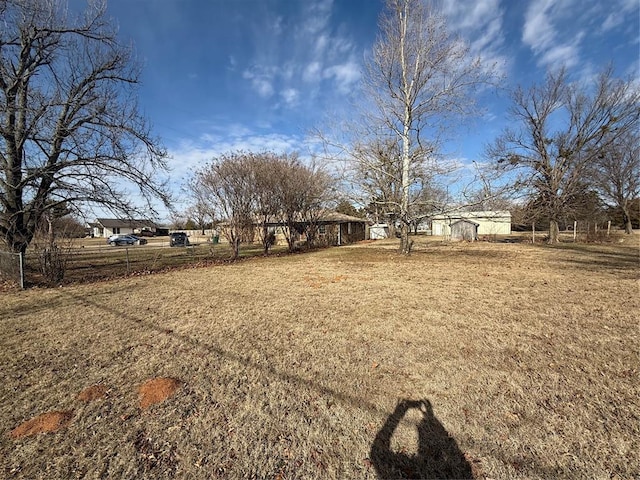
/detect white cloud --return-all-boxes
[440,0,508,76]
[242,67,275,98]
[323,61,361,93]
[601,12,623,32]
[253,78,274,98]
[271,16,284,36]
[167,131,306,182]
[521,0,586,70]
[540,40,582,70]
[281,88,300,106]
[600,0,639,32]
[442,0,502,32]
[228,55,237,71]
[300,0,333,36]
[239,0,362,109]
[303,61,322,82]
[315,34,329,56]
[522,0,556,54]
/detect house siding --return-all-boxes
[431,211,511,236]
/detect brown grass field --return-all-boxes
[1,235,639,479]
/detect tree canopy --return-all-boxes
[327,0,498,253]
[0,0,169,252]
[487,67,639,242]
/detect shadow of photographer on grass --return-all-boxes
[370,399,473,479]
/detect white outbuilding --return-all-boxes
[369,223,390,240]
[431,211,511,237]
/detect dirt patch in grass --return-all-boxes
[10,411,74,438]
[77,384,108,402]
[138,377,181,409]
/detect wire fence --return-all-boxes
[0,250,25,288]
[529,220,619,243]
[17,240,273,287]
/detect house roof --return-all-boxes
[431,210,511,221]
[94,218,160,229]
[319,212,367,224]
[451,219,480,226]
[257,211,367,226]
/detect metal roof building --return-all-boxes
[431,211,511,236]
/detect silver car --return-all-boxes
[106,234,147,246]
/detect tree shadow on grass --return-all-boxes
[370,399,473,479]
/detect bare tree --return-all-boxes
[487,68,639,243]
[297,163,334,249]
[361,0,497,253]
[249,152,288,254]
[591,130,639,234]
[0,0,169,253]
[335,199,361,218]
[352,138,404,232]
[273,158,333,252]
[192,152,254,259]
[191,150,335,256]
[185,201,212,235]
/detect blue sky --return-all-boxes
[74,0,639,219]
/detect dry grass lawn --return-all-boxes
[1,236,639,479]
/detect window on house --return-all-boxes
[319,225,326,235]
[113,227,120,234]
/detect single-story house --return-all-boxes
[430,211,511,236]
[90,218,169,238]
[252,212,367,247]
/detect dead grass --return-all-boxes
[1,236,638,478]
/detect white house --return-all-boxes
[430,211,511,236]
[90,218,168,238]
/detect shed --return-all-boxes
[450,219,479,241]
[369,223,389,240]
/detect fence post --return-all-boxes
[19,251,25,289]
[573,221,577,242]
[126,248,130,275]
[532,222,535,243]
[607,220,611,236]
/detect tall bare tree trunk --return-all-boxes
[232,237,240,260]
[399,0,412,255]
[548,220,560,243]
[622,203,633,234]
[400,121,412,254]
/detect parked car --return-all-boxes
[107,234,147,246]
[170,232,190,247]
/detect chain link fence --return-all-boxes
[19,241,238,286]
